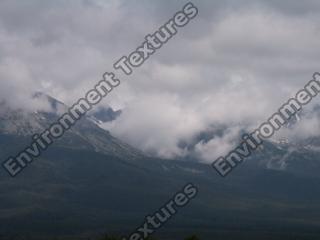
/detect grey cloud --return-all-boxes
[1,0,320,161]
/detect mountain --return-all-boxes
[176,108,320,177]
[0,93,141,160]
[1,94,320,240]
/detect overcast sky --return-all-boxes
[1,0,320,161]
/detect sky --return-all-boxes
[1,0,320,161]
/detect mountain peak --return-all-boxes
[0,93,141,160]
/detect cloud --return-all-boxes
[1,0,320,161]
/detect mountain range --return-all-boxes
[1,94,320,239]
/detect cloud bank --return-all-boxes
[1,0,320,161]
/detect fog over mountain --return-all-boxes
[3,2,320,239]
